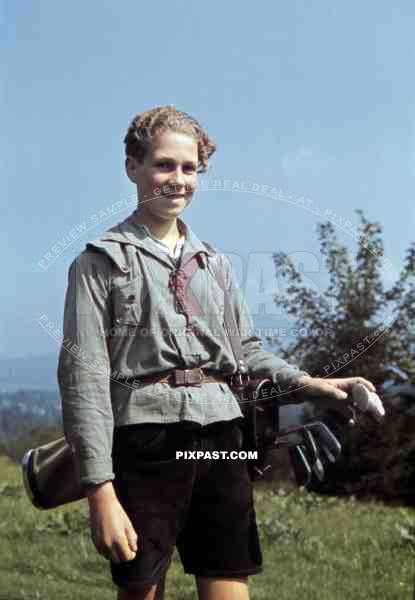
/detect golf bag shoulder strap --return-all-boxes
[202,241,249,375]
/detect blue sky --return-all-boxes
[2,0,414,358]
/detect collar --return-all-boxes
[85,211,215,272]
[139,221,185,254]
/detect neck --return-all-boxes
[130,207,185,242]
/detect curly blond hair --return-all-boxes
[123,105,216,173]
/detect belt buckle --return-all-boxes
[173,368,203,387]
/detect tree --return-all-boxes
[267,209,415,502]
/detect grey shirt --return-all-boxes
[57,212,307,487]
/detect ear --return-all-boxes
[125,156,140,184]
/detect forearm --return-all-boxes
[59,368,115,486]
[215,251,308,390]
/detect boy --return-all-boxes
[58,106,376,600]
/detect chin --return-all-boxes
[156,209,185,220]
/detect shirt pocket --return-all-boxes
[112,278,144,327]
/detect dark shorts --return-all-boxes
[110,418,263,591]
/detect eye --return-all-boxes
[156,160,174,170]
[183,164,197,174]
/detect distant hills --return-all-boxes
[0,387,61,445]
[0,353,61,444]
[0,352,58,391]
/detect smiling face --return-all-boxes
[126,130,199,224]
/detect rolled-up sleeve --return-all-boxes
[57,251,114,488]
[220,253,309,389]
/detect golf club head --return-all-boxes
[301,428,319,464]
[311,457,325,481]
[288,444,312,487]
[305,421,342,463]
[301,428,325,481]
[277,425,327,480]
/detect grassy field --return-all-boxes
[0,455,414,600]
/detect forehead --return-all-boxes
[148,130,198,162]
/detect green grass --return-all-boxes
[1,455,414,600]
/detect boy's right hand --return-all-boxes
[85,481,138,563]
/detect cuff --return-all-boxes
[78,458,115,488]
[270,367,311,391]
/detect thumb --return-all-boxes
[315,380,349,401]
[335,388,349,401]
[322,380,349,401]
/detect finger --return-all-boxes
[311,381,348,401]
[333,377,376,393]
[354,377,376,392]
[125,524,139,554]
[298,378,347,400]
[101,540,124,564]
[113,539,137,563]
[109,541,125,564]
[124,549,137,562]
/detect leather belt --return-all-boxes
[135,367,227,387]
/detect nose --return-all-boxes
[169,166,186,189]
